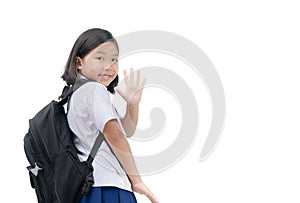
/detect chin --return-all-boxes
[99,81,111,87]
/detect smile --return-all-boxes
[98,74,112,81]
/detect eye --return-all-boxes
[97,57,104,61]
[112,58,119,63]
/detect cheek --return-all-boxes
[83,68,94,75]
[84,62,98,73]
[113,63,119,73]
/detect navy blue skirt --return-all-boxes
[80,187,137,203]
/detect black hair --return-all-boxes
[61,28,119,94]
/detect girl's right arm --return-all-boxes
[103,119,158,203]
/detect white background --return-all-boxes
[1,0,299,202]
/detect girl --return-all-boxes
[61,28,158,203]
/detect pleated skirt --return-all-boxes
[80,187,137,203]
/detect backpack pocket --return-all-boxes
[27,162,46,202]
[24,132,57,203]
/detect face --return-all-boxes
[76,41,119,86]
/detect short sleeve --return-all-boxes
[89,84,118,132]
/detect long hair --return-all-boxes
[61,28,119,94]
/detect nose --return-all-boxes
[103,63,112,70]
[103,61,116,70]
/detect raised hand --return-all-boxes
[115,68,146,105]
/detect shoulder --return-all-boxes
[76,82,108,97]
[79,81,106,91]
[71,81,111,105]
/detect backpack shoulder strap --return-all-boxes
[59,79,105,166]
[58,79,90,105]
[86,131,105,167]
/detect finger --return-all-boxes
[140,78,146,89]
[130,67,134,83]
[123,69,129,86]
[146,191,158,203]
[114,87,126,99]
[135,69,140,86]
[139,185,157,202]
[136,78,146,96]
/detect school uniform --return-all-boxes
[67,76,137,203]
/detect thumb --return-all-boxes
[114,87,125,98]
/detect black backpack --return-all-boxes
[24,80,104,203]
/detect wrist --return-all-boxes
[129,175,142,185]
[127,101,139,107]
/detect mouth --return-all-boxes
[98,74,112,81]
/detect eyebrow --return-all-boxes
[95,51,119,56]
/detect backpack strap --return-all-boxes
[58,79,90,105]
[59,79,105,167]
[86,131,105,167]
[82,132,105,196]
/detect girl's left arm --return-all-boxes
[115,68,146,137]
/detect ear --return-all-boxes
[76,57,84,70]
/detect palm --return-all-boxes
[116,68,146,105]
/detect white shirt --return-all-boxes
[67,81,132,192]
